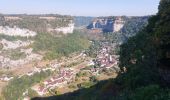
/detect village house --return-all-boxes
[35,68,75,95]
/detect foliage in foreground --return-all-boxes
[2,71,52,100]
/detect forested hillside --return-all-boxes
[33,32,90,60]
[120,16,149,39]
[32,0,170,100]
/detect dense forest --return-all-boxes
[32,0,170,100]
[32,32,90,60]
[120,16,149,40]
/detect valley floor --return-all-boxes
[0,41,119,99]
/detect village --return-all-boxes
[0,15,119,99]
[25,41,119,96]
[0,32,120,100]
[89,42,119,75]
[0,39,120,99]
[32,68,76,96]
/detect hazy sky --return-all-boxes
[0,0,160,16]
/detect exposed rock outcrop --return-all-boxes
[48,23,74,34]
[0,14,75,34]
[87,16,125,33]
[0,26,37,37]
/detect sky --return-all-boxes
[0,0,160,16]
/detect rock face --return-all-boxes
[113,17,125,32]
[0,48,42,68]
[0,26,37,37]
[48,23,74,34]
[87,16,125,33]
[0,14,75,34]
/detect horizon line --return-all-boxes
[0,13,156,17]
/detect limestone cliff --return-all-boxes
[0,14,74,34]
[87,16,148,34]
[87,16,125,33]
